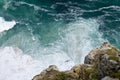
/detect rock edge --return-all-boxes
[33,42,120,80]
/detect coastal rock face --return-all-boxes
[33,42,120,80]
[85,42,120,79]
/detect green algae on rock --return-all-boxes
[33,42,120,80]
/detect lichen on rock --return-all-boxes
[33,42,120,80]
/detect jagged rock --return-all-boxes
[84,42,120,78]
[71,64,95,80]
[33,65,58,80]
[33,42,120,80]
[46,65,58,71]
[32,65,79,80]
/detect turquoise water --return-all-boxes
[0,0,120,63]
[0,0,120,80]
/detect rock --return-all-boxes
[85,42,119,64]
[71,64,94,80]
[32,65,79,80]
[46,65,58,71]
[101,76,119,80]
[33,42,120,80]
[84,42,120,77]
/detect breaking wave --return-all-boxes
[0,17,104,80]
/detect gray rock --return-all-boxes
[46,65,58,71]
[84,42,120,77]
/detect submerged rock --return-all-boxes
[33,42,120,80]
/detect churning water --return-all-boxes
[0,0,120,80]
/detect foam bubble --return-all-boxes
[0,17,16,33]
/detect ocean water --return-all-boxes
[0,0,120,80]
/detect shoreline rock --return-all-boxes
[33,42,120,80]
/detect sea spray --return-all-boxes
[60,18,104,63]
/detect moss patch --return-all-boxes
[109,71,120,79]
[108,56,119,62]
[41,70,78,80]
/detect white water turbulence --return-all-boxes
[0,18,105,80]
[0,17,16,33]
[0,47,46,80]
[0,47,75,80]
[61,18,105,63]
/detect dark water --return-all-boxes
[0,0,120,63]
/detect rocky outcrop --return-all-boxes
[84,42,120,79]
[33,42,120,80]
[32,65,79,80]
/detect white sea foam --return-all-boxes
[0,46,75,80]
[61,18,104,63]
[0,18,105,80]
[0,17,16,33]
